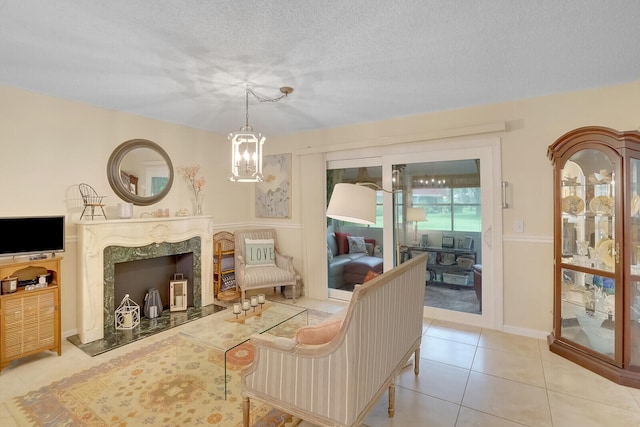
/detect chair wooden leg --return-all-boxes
[243,396,250,427]
[388,380,395,418]
[414,348,420,375]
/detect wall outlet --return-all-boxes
[514,219,524,233]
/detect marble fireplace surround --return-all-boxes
[76,216,214,344]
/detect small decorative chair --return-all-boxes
[79,183,107,220]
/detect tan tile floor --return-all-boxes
[2,294,640,426]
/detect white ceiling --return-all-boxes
[1,1,639,137]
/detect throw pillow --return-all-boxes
[363,269,379,283]
[295,318,343,345]
[334,231,350,255]
[245,238,276,267]
[347,236,367,254]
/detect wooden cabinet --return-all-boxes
[0,257,61,372]
[548,126,640,387]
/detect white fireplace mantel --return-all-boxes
[76,216,215,343]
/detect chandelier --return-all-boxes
[228,86,294,182]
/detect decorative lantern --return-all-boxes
[170,273,188,312]
[115,294,140,330]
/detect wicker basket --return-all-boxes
[456,256,474,270]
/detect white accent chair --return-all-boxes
[241,254,427,427]
[234,228,297,302]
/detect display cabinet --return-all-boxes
[548,126,640,387]
[0,256,62,372]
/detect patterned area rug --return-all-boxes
[5,307,331,427]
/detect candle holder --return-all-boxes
[258,293,266,309]
[242,300,250,316]
[250,296,258,312]
[233,303,242,319]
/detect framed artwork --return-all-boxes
[255,153,291,218]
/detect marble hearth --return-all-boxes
[77,216,214,344]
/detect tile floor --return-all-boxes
[2,294,640,426]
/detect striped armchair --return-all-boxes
[241,254,427,427]
[234,228,297,302]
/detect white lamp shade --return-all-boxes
[326,183,377,225]
[407,207,426,222]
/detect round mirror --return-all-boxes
[107,139,174,206]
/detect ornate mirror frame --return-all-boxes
[107,139,174,206]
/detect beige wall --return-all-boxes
[269,80,640,337]
[1,81,639,339]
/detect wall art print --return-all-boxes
[255,153,291,218]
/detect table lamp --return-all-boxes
[406,207,426,245]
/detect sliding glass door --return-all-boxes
[325,138,502,328]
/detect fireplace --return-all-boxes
[103,238,200,338]
[77,217,214,344]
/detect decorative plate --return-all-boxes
[596,239,615,268]
[561,195,584,215]
[589,196,614,215]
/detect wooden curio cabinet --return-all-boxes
[548,126,640,387]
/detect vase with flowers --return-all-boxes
[177,165,206,215]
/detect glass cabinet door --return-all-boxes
[629,157,640,366]
[559,148,617,358]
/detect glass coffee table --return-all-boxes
[179,301,307,398]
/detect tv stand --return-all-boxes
[0,257,62,372]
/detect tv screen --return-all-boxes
[0,216,65,258]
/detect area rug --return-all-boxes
[5,307,332,427]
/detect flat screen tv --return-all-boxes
[0,216,65,258]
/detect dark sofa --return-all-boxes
[328,231,383,289]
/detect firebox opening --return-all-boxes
[114,253,194,312]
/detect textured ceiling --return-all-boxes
[1,0,639,136]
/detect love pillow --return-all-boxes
[245,238,276,267]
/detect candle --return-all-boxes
[233,303,242,314]
[242,301,250,311]
[250,296,258,307]
[122,312,133,328]
[258,294,266,304]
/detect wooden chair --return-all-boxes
[79,183,107,220]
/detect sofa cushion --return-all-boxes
[334,231,350,255]
[295,318,343,345]
[327,232,339,257]
[244,238,276,267]
[347,236,367,254]
[363,269,379,283]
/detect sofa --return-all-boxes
[328,231,383,289]
[241,253,428,426]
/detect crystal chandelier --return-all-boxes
[228,86,293,182]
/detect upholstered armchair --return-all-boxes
[234,228,297,301]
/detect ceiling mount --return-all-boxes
[280,86,294,96]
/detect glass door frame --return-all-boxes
[326,137,503,330]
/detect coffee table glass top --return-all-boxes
[179,301,307,398]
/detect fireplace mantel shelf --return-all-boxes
[76,216,215,344]
[74,215,212,225]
